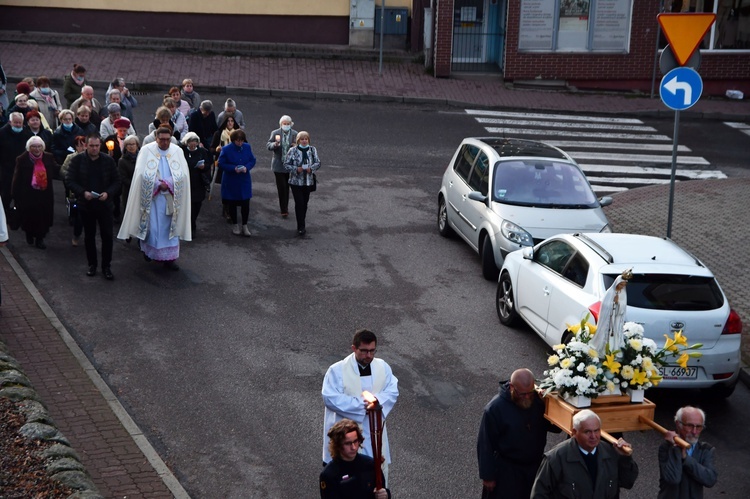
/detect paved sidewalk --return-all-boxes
[1,30,750,119]
[1,32,748,497]
[0,247,187,498]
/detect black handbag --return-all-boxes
[7,202,20,231]
[309,173,317,192]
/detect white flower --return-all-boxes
[577,362,585,372]
[548,355,560,366]
[560,358,573,369]
[629,339,643,352]
[621,365,635,380]
[606,380,616,392]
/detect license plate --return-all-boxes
[658,366,698,380]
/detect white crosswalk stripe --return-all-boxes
[724,121,750,137]
[467,109,726,195]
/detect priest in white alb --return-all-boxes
[322,329,399,484]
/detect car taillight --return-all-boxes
[722,309,742,335]
[589,302,601,323]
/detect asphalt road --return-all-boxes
[12,92,750,497]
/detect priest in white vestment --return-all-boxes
[118,127,191,269]
[322,329,399,481]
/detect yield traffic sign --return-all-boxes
[657,13,715,66]
[660,67,703,111]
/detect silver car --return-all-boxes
[438,138,612,280]
[497,233,742,397]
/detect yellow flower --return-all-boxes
[567,323,581,334]
[628,339,643,351]
[588,348,599,360]
[631,369,648,386]
[676,353,689,369]
[560,358,573,369]
[603,354,621,375]
[605,380,616,393]
[587,323,597,335]
[673,330,688,346]
[663,334,679,353]
[642,357,654,370]
[650,373,663,387]
[552,344,566,352]
[621,365,634,380]
[585,364,599,377]
[548,355,560,366]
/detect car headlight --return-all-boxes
[502,220,533,246]
[600,224,612,233]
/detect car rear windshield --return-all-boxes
[603,273,724,311]
[492,160,598,208]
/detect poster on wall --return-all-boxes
[592,0,632,51]
[519,0,555,50]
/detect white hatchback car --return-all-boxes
[437,138,612,280]
[497,232,742,397]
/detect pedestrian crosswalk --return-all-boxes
[723,121,750,137]
[465,109,726,195]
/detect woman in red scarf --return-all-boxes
[11,136,58,249]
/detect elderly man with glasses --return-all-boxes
[658,406,717,499]
[322,329,399,486]
[477,368,560,498]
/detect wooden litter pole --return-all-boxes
[601,430,633,456]
[638,415,691,449]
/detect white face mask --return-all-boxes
[281,124,291,132]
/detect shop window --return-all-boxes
[662,0,750,50]
[518,0,633,53]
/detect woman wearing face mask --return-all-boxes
[181,132,212,233]
[29,76,62,128]
[266,115,298,218]
[26,110,53,150]
[52,109,84,165]
[63,64,87,108]
[283,131,320,236]
[211,114,240,222]
[11,136,58,249]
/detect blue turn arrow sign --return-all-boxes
[660,67,703,111]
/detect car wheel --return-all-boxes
[560,330,574,345]
[703,379,737,399]
[481,236,499,281]
[437,196,453,237]
[496,272,518,326]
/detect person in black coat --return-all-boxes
[477,368,560,499]
[0,112,33,210]
[181,132,212,232]
[11,136,58,249]
[187,100,218,149]
[65,134,120,280]
[320,419,390,499]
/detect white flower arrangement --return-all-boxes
[540,317,607,399]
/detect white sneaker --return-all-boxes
[232,224,241,235]
[242,225,252,237]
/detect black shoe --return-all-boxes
[143,252,152,262]
[26,234,34,245]
[102,267,114,280]
[297,229,306,236]
[86,265,97,277]
[35,238,47,250]
[163,261,180,271]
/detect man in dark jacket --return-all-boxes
[477,368,559,498]
[658,406,717,499]
[187,100,218,149]
[65,133,120,280]
[0,112,32,210]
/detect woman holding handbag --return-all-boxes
[283,131,320,236]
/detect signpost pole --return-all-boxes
[666,110,680,239]
[379,0,385,75]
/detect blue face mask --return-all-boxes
[298,144,309,150]
[62,123,74,131]
[281,125,291,132]
[40,87,51,95]
[12,126,24,133]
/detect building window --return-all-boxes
[518,0,633,53]
[664,0,750,50]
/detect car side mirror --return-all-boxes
[467,191,488,205]
[522,247,534,260]
[599,196,613,207]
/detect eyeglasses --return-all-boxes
[679,421,704,431]
[357,348,376,354]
